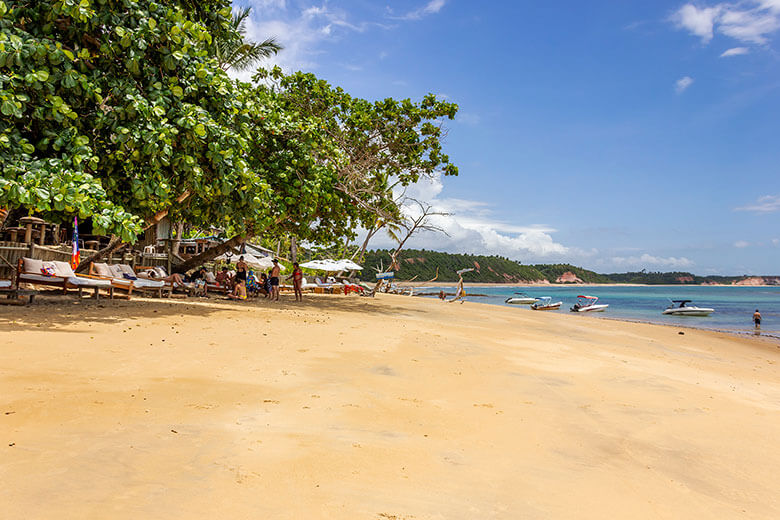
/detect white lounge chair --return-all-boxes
[18,257,113,299]
[89,262,167,297]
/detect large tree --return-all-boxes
[0,0,262,241]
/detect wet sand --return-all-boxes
[2,294,779,519]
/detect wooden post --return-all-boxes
[24,223,32,244]
[38,223,46,245]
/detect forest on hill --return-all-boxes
[358,250,609,283]
[358,250,776,284]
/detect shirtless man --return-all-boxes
[270,258,281,301]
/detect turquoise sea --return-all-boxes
[420,285,780,337]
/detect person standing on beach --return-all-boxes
[754,309,762,332]
[287,262,303,302]
[270,258,281,301]
[235,256,248,287]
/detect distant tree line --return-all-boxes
[358,250,767,284]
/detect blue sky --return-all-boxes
[235,0,780,274]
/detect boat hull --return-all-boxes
[531,302,562,311]
[570,304,609,313]
[505,297,537,305]
[662,308,714,317]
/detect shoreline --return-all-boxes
[398,281,780,288]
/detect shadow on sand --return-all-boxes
[0,290,431,331]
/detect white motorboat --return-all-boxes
[505,292,537,305]
[662,300,714,317]
[570,295,609,313]
[531,297,562,311]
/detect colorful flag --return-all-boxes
[70,216,80,269]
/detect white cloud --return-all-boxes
[237,2,389,76]
[772,238,780,246]
[672,1,780,46]
[611,253,694,269]
[675,76,694,93]
[398,0,447,21]
[735,194,780,212]
[364,174,572,261]
[720,46,750,56]
[672,4,722,42]
[734,240,751,248]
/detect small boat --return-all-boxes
[530,297,562,311]
[505,292,537,305]
[570,295,609,313]
[662,300,714,317]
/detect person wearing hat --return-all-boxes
[270,258,281,301]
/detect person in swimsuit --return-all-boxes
[270,258,281,301]
[227,279,247,300]
[287,262,303,302]
[235,256,248,285]
[754,309,762,333]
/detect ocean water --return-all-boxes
[419,285,780,336]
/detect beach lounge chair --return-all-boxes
[136,265,193,295]
[18,257,113,299]
[300,277,318,292]
[89,262,167,297]
[204,271,230,294]
[314,277,344,294]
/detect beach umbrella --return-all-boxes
[300,259,341,271]
[216,251,285,271]
[334,259,362,270]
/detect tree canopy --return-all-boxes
[0,0,459,253]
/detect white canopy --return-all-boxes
[300,258,362,272]
[216,251,285,271]
[300,259,340,271]
[334,259,362,270]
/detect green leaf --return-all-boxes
[148,18,157,30]
[35,70,49,81]
[194,123,206,137]
[171,85,183,98]
[1,99,15,116]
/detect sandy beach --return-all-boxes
[2,294,779,519]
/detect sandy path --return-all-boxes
[2,294,779,519]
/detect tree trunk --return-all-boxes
[172,233,246,274]
[171,221,184,260]
[75,235,125,273]
[290,236,297,263]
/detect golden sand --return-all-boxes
[2,294,779,519]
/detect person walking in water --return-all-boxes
[753,309,762,334]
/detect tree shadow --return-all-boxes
[0,291,430,331]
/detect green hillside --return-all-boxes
[357,249,775,284]
[359,249,545,282]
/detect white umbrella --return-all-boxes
[300,259,341,271]
[216,251,285,271]
[334,259,362,270]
